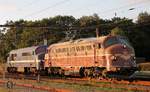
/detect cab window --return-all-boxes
[119,37,132,48]
[104,37,119,48]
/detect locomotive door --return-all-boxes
[94,43,105,67]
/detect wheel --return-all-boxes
[79,67,85,77]
[7,67,10,73]
[24,67,30,74]
[13,67,17,73]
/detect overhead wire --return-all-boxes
[65,0,150,18]
[24,0,40,7]
[13,0,150,23]
[17,0,41,12]
[98,0,150,15]
[1,0,150,46]
[0,0,149,30]
[24,0,70,18]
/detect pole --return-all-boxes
[37,60,41,83]
[3,62,6,80]
[96,28,99,38]
[37,71,40,83]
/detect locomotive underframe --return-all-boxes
[44,65,138,78]
[7,60,43,74]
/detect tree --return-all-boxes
[137,12,150,24]
[79,14,100,27]
[1,13,150,63]
[111,27,126,36]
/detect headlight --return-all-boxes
[133,56,136,64]
[111,56,117,60]
[131,56,136,61]
[133,56,136,60]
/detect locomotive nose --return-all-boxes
[106,44,134,54]
[105,44,136,67]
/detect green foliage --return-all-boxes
[137,12,150,23]
[0,12,150,62]
[79,14,100,27]
[111,27,126,36]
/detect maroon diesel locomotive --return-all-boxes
[44,35,137,77]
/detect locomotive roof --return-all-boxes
[9,45,45,54]
[49,36,108,48]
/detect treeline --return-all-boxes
[0,12,150,62]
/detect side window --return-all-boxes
[98,43,101,49]
[94,43,101,49]
[86,45,92,50]
[76,46,80,51]
[22,52,31,56]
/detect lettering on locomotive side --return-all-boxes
[54,45,93,53]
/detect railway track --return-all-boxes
[0,73,150,92]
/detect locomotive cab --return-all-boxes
[102,36,137,74]
[7,45,47,73]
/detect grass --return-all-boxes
[37,81,125,92]
[0,76,147,92]
[0,87,7,92]
[10,79,133,92]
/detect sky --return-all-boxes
[0,0,150,24]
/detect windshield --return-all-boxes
[118,37,132,48]
[104,36,132,48]
[104,37,120,48]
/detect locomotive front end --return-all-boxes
[104,36,137,74]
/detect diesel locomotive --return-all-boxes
[44,35,137,77]
[7,35,137,77]
[7,45,47,74]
